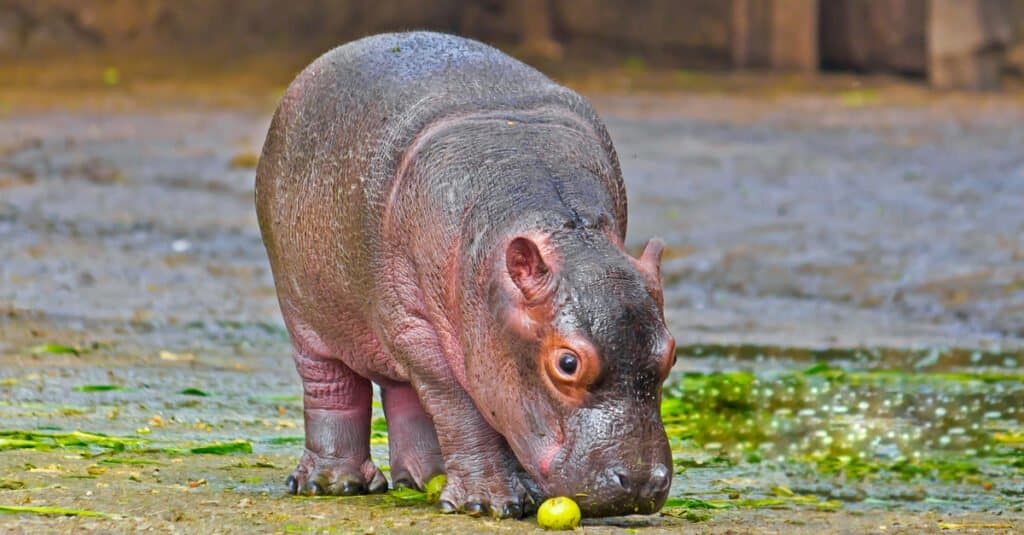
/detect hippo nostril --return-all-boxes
[647,463,671,494]
[606,467,631,490]
[598,463,630,489]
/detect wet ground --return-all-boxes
[1,59,1023,533]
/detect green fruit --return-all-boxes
[102,67,120,87]
[537,496,581,530]
[424,474,446,503]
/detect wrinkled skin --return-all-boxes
[255,32,675,518]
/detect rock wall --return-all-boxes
[552,0,732,66]
[929,0,1017,89]
[0,0,464,54]
[732,0,819,71]
[0,0,732,65]
[819,0,927,75]
[1,0,1022,86]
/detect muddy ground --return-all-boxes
[1,58,1023,533]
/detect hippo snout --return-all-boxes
[573,462,671,515]
[522,406,674,516]
[603,462,670,497]
[623,462,672,497]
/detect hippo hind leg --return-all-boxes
[381,383,444,489]
[287,349,388,496]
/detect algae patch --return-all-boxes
[0,430,254,457]
[661,345,1024,511]
[72,384,128,393]
[26,343,92,356]
[178,388,211,397]
[189,440,252,455]
[0,430,148,453]
[0,505,114,517]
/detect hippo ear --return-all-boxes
[639,238,665,283]
[637,238,665,308]
[506,237,555,304]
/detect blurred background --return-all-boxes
[1,1,1023,533]
[2,0,1024,89]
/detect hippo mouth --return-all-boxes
[536,461,672,516]
[516,432,672,517]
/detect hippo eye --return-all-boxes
[545,346,597,400]
[558,353,578,375]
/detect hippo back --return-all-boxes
[255,32,625,314]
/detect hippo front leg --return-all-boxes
[381,383,444,489]
[418,382,536,518]
[378,255,537,517]
[287,350,388,496]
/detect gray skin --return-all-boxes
[255,32,676,518]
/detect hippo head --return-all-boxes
[465,228,675,516]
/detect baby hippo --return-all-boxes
[255,31,676,518]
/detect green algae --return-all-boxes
[800,454,984,482]
[287,488,429,509]
[660,347,1024,491]
[0,505,114,517]
[0,430,148,453]
[188,440,252,455]
[802,365,1024,385]
[263,436,303,445]
[371,417,388,443]
[662,493,841,523]
[675,343,1023,367]
[72,384,128,392]
[663,498,729,509]
[179,388,211,396]
[3,341,1019,519]
[26,343,84,356]
[0,429,253,457]
[387,486,429,504]
[424,474,446,503]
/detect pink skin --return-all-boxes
[537,444,560,478]
[279,306,448,497]
[287,350,387,495]
[256,32,672,518]
[469,236,673,514]
[381,383,444,488]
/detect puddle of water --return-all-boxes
[662,345,1024,514]
[2,334,1022,519]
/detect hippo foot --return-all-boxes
[285,449,388,496]
[437,469,535,519]
[382,384,445,490]
[390,451,444,491]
